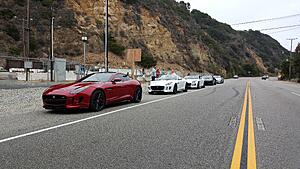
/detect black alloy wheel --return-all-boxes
[173,84,178,94]
[197,82,200,89]
[90,90,105,112]
[133,87,142,103]
[183,84,188,92]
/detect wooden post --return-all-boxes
[131,58,135,79]
[126,49,141,79]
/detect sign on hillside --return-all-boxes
[126,49,141,63]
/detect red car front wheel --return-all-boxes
[132,87,142,103]
[90,90,106,112]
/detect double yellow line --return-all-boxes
[230,81,257,169]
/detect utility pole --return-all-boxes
[104,0,109,72]
[22,19,26,58]
[287,38,297,81]
[50,16,54,81]
[25,0,30,81]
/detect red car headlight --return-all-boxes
[70,86,90,94]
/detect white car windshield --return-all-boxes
[185,76,199,79]
[203,76,212,79]
[158,75,177,80]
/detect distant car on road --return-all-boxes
[202,75,216,85]
[261,75,269,80]
[42,72,142,111]
[184,75,205,89]
[148,74,188,94]
[213,75,224,84]
[233,75,239,79]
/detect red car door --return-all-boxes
[120,74,134,97]
[111,74,127,101]
[103,75,123,103]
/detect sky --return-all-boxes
[180,0,300,51]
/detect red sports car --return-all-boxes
[42,72,142,111]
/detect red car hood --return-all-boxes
[44,82,98,95]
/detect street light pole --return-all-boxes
[82,36,88,75]
[104,0,109,72]
[84,41,86,65]
[287,38,297,81]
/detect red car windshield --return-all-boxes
[80,73,114,82]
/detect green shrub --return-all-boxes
[108,36,125,56]
[41,0,54,6]
[9,47,21,56]
[0,9,15,20]
[96,19,103,29]
[57,12,76,28]
[30,36,38,52]
[3,24,20,41]
[121,0,138,4]
[16,0,26,6]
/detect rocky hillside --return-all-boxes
[0,0,289,76]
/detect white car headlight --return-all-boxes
[70,86,90,94]
[165,82,173,86]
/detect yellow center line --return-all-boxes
[230,82,249,169]
[248,83,257,169]
[230,81,257,169]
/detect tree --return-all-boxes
[296,43,300,54]
[139,51,157,68]
[179,1,191,10]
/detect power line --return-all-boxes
[232,13,300,26]
[266,27,300,34]
[258,24,300,31]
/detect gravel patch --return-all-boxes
[0,87,45,116]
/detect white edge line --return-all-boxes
[291,92,300,97]
[0,89,201,144]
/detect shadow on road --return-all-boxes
[43,100,136,115]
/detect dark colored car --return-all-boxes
[262,75,269,80]
[202,75,216,85]
[42,72,142,111]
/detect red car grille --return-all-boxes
[43,95,67,105]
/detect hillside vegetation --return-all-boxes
[0,0,289,77]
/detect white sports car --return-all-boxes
[184,75,205,89]
[148,74,188,94]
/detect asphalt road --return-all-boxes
[0,78,299,169]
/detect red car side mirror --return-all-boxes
[112,78,122,83]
